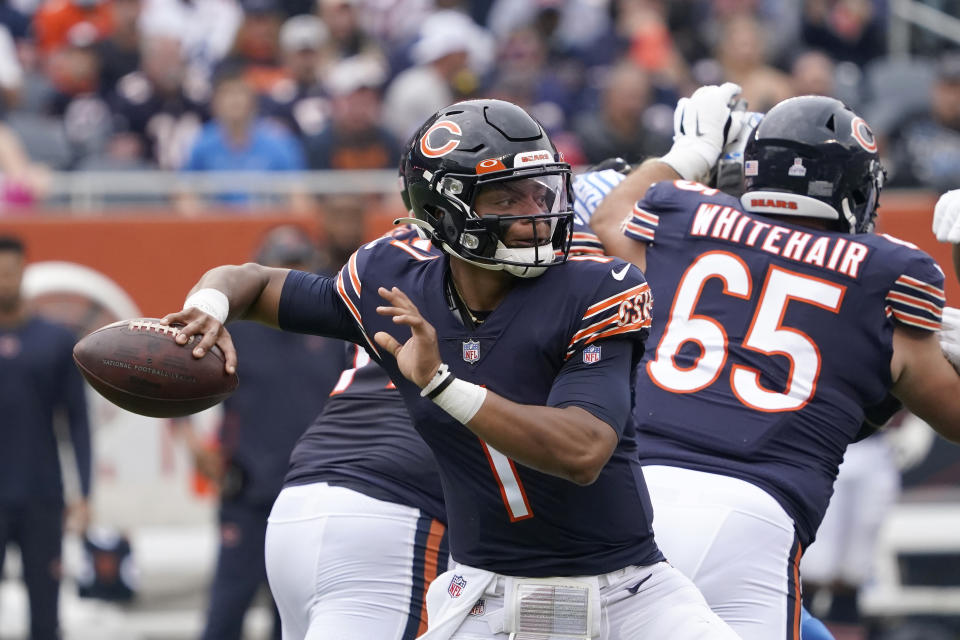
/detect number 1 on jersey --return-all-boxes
[480,441,533,521]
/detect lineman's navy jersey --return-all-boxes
[624,180,946,545]
[219,322,344,505]
[278,231,662,576]
[284,342,445,523]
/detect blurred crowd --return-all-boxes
[0,0,957,210]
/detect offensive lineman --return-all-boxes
[588,85,960,640]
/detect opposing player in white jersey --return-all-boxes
[586,84,960,640]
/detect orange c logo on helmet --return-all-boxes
[420,120,462,158]
[851,117,877,153]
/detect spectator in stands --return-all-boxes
[382,21,472,143]
[107,33,208,169]
[93,0,141,95]
[0,120,51,208]
[573,61,672,166]
[790,49,836,98]
[489,25,580,132]
[712,12,792,112]
[177,64,309,212]
[885,54,960,192]
[139,0,242,81]
[45,25,113,168]
[317,0,381,61]
[801,0,884,68]
[305,55,398,170]
[261,15,330,139]
[32,0,113,58]
[229,0,285,94]
[0,23,22,111]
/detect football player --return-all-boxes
[265,338,449,640]
[587,84,960,640]
[161,99,739,639]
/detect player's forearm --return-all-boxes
[591,159,678,269]
[188,263,289,326]
[466,395,617,486]
[891,327,960,442]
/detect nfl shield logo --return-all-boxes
[448,574,467,598]
[462,340,480,363]
[583,344,601,364]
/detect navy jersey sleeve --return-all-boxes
[278,269,363,343]
[881,235,946,332]
[621,180,673,244]
[547,338,635,437]
[564,257,653,360]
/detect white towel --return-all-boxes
[418,564,497,640]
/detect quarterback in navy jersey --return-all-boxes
[590,86,960,640]
[163,99,738,639]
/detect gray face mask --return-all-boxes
[711,109,764,198]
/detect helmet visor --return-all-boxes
[471,174,569,247]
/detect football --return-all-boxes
[73,318,239,418]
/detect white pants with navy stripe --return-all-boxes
[427,561,740,639]
[265,482,448,640]
[643,465,802,640]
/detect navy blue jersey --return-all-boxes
[0,316,90,505]
[278,233,662,576]
[625,180,946,545]
[284,342,445,522]
[219,322,344,506]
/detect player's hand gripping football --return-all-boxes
[160,307,238,374]
[932,189,960,243]
[661,82,744,183]
[374,286,443,388]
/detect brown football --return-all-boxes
[73,318,239,418]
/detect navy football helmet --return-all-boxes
[741,96,886,234]
[399,99,574,278]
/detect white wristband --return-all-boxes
[659,149,712,183]
[433,377,487,424]
[183,288,229,324]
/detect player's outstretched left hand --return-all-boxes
[374,286,443,388]
[160,307,238,374]
[933,189,960,243]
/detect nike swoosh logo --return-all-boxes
[626,574,653,594]
[611,264,630,281]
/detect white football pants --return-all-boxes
[265,482,447,640]
[643,465,802,640]
[424,561,741,640]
